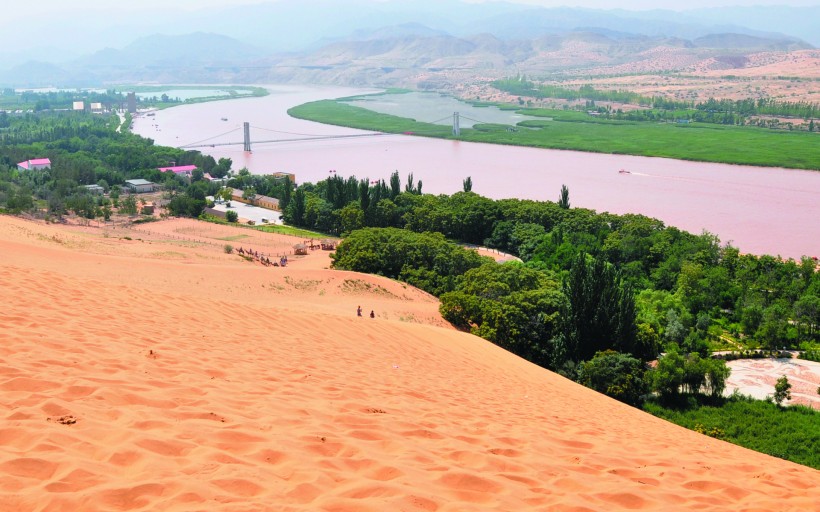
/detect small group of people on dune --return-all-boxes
[357,305,375,319]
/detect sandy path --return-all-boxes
[1,215,818,511]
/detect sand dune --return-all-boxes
[1,215,817,511]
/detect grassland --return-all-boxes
[132,86,268,110]
[255,224,331,238]
[200,213,331,239]
[644,395,820,469]
[1,86,268,112]
[288,99,820,170]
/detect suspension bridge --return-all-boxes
[177,111,493,151]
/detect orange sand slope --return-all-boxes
[1,216,817,511]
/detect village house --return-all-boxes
[17,158,51,171]
[271,172,296,184]
[158,165,197,182]
[124,179,155,194]
[202,173,228,185]
[231,189,280,211]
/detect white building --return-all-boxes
[125,179,155,193]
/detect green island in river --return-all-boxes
[288,94,820,171]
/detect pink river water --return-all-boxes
[132,85,820,259]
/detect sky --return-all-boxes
[4,0,818,20]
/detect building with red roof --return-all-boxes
[17,158,52,171]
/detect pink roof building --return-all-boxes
[17,158,52,171]
[157,165,198,175]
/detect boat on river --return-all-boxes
[619,169,631,174]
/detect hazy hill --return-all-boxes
[0,2,815,72]
[0,2,815,89]
[685,5,820,48]
[0,61,98,89]
[692,33,810,51]
[76,32,268,68]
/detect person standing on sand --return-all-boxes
[370,310,375,318]
[357,306,362,317]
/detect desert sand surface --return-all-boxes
[1,215,818,511]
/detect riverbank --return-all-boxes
[122,85,268,111]
[130,84,820,259]
[288,96,820,170]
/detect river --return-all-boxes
[131,84,820,259]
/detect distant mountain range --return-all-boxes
[0,2,815,89]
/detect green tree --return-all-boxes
[332,228,490,296]
[650,345,686,399]
[358,178,370,214]
[794,293,819,341]
[704,358,731,398]
[220,187,233,204]
[225,210,238,223]
[578,350,648,406]
[558,184,570,209]
[213,157,233,178]
[339,203,364,234]
[389,170,401,199]
[757,303,789,349]
[373,198,398,228]
[439,262,563,366]
[284,188,306,226]
[242,186,257,205]
[773,375,792,406]
[664,309,688,344]
[280,179,292,211]
[120,194,137,215]
[559,253,642,363]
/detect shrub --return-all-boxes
[650,346,686,398]
[224,244,234,254]
[650,345,730,399]
[694,423,726,440]
[578,350,648,406]
[644,394,820,469]
[773,376,792,406]
[225,210,238,223]
[332,228,490,296]
[799,350,820,363]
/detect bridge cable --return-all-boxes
[178,127,243,148]
[250,125,337,138]
[459,115,500,126]
[422,116,453,125]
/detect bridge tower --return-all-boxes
[452,112,460,137]
[243,122,252,152]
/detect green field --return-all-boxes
[255,224,332,239]
[1,86,268,112]
[644,395,820,469]
[288,99,820,170]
